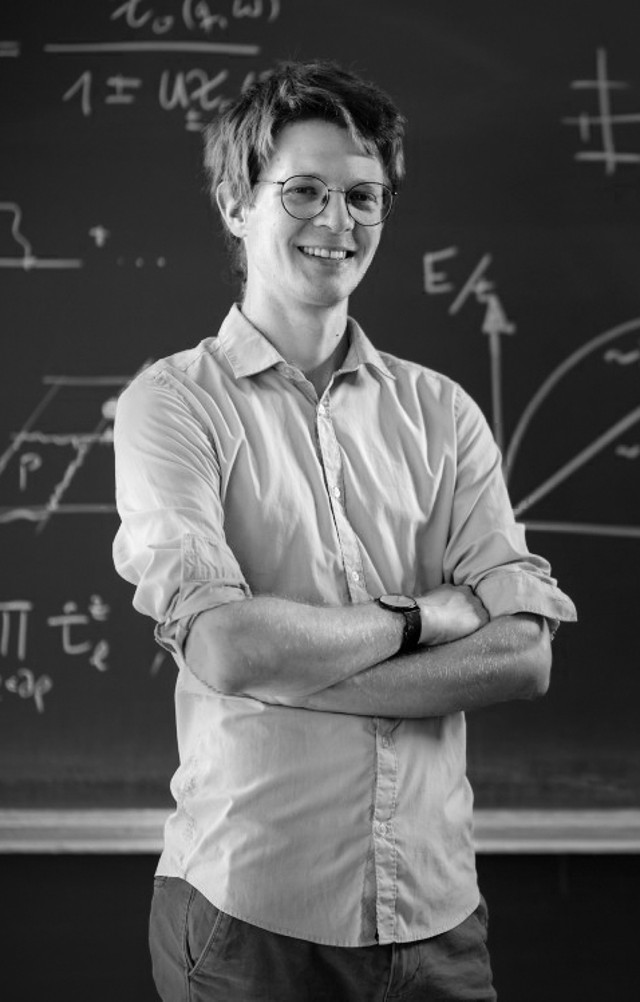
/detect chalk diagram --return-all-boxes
[0,202,82,270]
[563,47,640,175]
[425,247,639,542]
[503,317,640,540]
[0,370,148,531]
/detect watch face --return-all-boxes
[380,594,416,610]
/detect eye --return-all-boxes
[283,177,325,201]
[347,185,385,214]
[350,189,379,205]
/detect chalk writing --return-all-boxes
[0,202,83,271]
[89,226,110,248]
[0,670,53,713]
[563,48,640,174]
[0,603,52,713]
[105,73,143,105]
[615,443,640,460]
[116,255,167,267]
[40,0,279,129]
[110,0,280,34]
[0,601,32,661]
[423,247,516,453]
[62,64,270,130]
[1,597,110,668]
[0,41,20,58]
[47,599,110,659]
[505,317,640,535]
[0,595,112,712]
[604,346,640,366]
[425,250,640,539]
[0,366,150,530]
[19,453,43,492]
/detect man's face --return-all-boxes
[241,119,386,313]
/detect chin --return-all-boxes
[305,278,359,306]
[307,291,352,310]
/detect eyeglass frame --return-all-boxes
[254,174,397,226]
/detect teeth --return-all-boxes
[301,246,348,260]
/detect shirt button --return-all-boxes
[331,485,341,499]
[350,569,360,583]
[381,737,390,749]
[375,821,390,837]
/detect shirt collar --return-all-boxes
[339,318,395,381]
[217,305,285,379]
[217,304,395,382]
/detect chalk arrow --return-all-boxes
[477,293,516,453]
[481,293,517,337]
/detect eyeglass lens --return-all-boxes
[281,176,392,225]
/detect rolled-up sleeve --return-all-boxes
[444,386,577,630]
[112,367,251,667]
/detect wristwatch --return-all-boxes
[377,594,422,654]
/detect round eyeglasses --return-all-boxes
[255,175,396,226]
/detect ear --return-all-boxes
[216,181,250,238]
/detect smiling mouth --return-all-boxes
[299,246,355,261]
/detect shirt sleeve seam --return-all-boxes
[146,366,219,460]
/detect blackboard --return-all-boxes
[1,0,639,825]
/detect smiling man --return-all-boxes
[113,61,576,1001]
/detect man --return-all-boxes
[113,61,576,1001]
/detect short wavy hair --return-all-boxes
[203,60,406,284]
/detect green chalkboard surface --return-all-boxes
[1,0,639,813]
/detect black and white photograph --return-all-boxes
[1,2,638,999]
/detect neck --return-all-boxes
[240,293,350,396]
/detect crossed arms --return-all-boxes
[185,585,551,718]
[114,371,563,720]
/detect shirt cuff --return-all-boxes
[474,568,577,637]
[155,582,249,669]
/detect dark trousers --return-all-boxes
[150,876,497,1001]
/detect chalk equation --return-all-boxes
[109,0,281,34]
[424,247,640,541]
[60,65,273,131]
[0,595,111,713]
[564,48,640,174]
[0,0,282,132]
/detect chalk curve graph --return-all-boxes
[504,316,640,485]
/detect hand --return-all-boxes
[417,585,489,646]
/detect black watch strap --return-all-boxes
[377,594,422,654]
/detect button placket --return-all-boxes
[373,725,398,940]
[316,397,367,601]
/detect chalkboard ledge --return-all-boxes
[1,809,639,853]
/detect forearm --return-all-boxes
[286,614,551,718]
[185,595,404,700]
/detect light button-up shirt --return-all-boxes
[113,305,576,946]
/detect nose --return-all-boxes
[314,188,354,232]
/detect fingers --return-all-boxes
[417,583,488,646]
